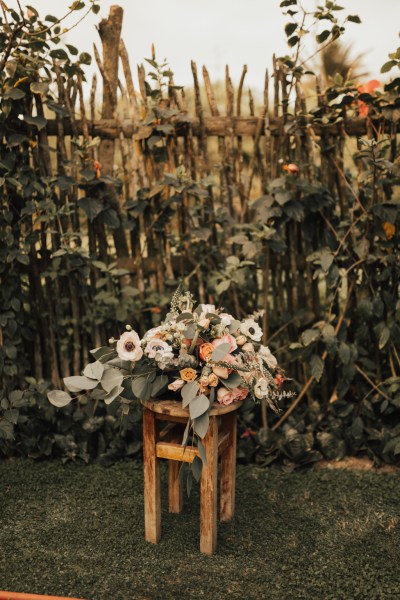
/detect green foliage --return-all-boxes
[1,2,400,472]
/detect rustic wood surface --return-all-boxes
[142,408,161,544]
[200,415,219,555]
[219,412,237,523]
[141,398,242,417]
[168,460,183,514]
[156,441,199,463]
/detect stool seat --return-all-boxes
[141,396,240,555]
[141,398,241,418]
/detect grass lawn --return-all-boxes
[1,459,399,600]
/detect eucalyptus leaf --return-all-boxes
[193,411,209,439]
[191,455,203,482]
[211,343,230,362]
[64,375,98,392]
[47,390,73,407]
[101,369,123,393]
[104,385,124,405]
[197,438,208,465]
[83,361,104,381]
[181,381,200,408]
[189,394,210,419]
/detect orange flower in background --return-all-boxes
[274,374,286,387]
[383,222,396,240]
[180,368,197,382]
[93,160,102,178]
[283,163,299,174]
[357,79,380,117]
[199,342,214,362]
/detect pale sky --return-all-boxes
[17,1,400,92]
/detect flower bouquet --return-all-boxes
[48,288,290,482]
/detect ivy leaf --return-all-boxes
[347,15,361,23]
[47,390,73,407]
[50,49,69,61]
[316,30,331,44]
[381,60,397,74]
[189,394,210,419]
[379,326,390,350]
[301,329,320,346]
[310,355,324,382]
[284,22,297,37]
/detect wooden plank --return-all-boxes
[220,412,237,523]
[217,431,231,455]
[168,460,183,514]
[156,441,199,463]
[200,415,218,555]
[43,116,394,139]
[142,408,161,544]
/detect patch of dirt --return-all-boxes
[315,456,399,473]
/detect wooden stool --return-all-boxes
[141,398,240,555]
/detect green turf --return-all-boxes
[1,459,399,600]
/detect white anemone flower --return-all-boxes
[145,338,174,359]
[259,345,278,369]
[254,377,270,399]
[240,318,263,342]
[142,326,164,341]
[116,331,143,362]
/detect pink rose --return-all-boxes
[168,379,185,392]
[217,387,248,406]
[212,334,237,354]
[217,387,237,405]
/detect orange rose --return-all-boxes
[199,342,214,362]
[180,368,197,382]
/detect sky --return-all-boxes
[16,0,400,92]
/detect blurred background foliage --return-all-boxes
[1,0,400,469]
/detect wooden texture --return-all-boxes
[141,398,242,418]
[142,408,161,543]
[156,441,199,462]
[200,415,219,555]
[43,116,397,139]
[168,460,183,513]
[219,412,237,522]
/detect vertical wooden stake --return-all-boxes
[220,412,237,522]
[168,460,183,514]
[143,408,161,543]
[200,415,218,555]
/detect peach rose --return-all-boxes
[235,334,247,346]
[242,342,254,352]
[180,368,197,382]
[212,334,237,354]
[168,379,185,392]
[212,354,237,379]
[199,343,214,362]
[208,373,219,387]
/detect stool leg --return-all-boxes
[220,412,237,522]
[143,408,161,543]
[200,415,218,555]
[168,460,183,513]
